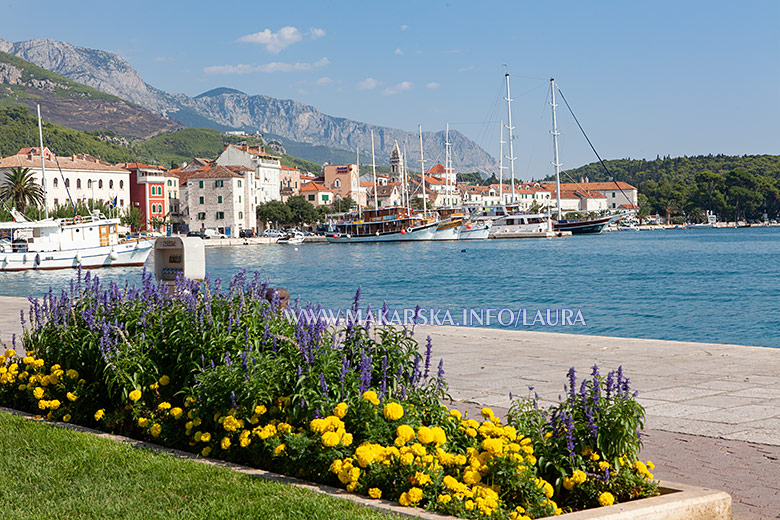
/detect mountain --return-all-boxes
[0,49,180,139]
[0,38,497,173]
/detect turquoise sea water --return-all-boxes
[2,228,779,348]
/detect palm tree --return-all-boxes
[0,167,45,212]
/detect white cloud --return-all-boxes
[358,77,379,90]
[316,76,333,86]
[237,26,303,53]
[309,27,326,39]
[153,56,173,63]
[458,65,474,73]
[383,81,413,95]
[204,57,329,74]
[394,48,403,55]
[400,24,408,31]
[426,82,440,89]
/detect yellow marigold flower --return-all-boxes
[149,383,159,390]
[223,415,242,431]
[449,409,462,420]
[22,356,33,364]
[322,431,340,447]
[400,452,414,466]
[150,423,162,437]
[254,404,267,416]
[396,424,415,444]
[94,409,105,421]
[407,487,423,503]
[158,375,170,386]
[66,392,78,402]
[383,402,404,420]
[4,349,15,358]
[129,389,142,402]
[463,468,481,485]
[412,471,432,486]
[330,459,343,474]
[334,402,348,419]
[599,461,610,470]
[33,387,44,399]
[157,402,171,411]
[368,487,382,499]
[170,407,184,420]
[273,443,286,457]
[465,499,475,511]
[465,427,477,438]
[37,400,48,410]
[66,369,78,380]
[34,358,44,368]
[563,476,574,490]
[138,417,150,427]
[431,426,446,445]
[342,433,353,446]
[572,469,587,484]
[398,492,411,507]
[480,407,494,418]
[647,460,655,470]
[417,426,434,444]
[591,452,600,461]
[362,390,379,405]
[62,414,71,422]
[49,399,61,410]
[201,432,211,442]
[598,492,615,506]
[221,437,231,450]
[201,446,211,457]
[437,494,452,504]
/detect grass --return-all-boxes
[0,411,401,520]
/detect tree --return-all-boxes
[332,196,355,213]
[256,200,292,229]
[0,167,45,212]
[286,195,318,225]
[120,206,143,232]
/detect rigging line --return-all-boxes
[555,86,634,207]
[52,154,76,210]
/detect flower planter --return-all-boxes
[2,407,731,520]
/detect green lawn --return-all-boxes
[0,411,400,520]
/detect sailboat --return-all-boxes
[548,78,629,235]
[0,105,156,271]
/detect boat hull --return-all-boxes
[431,219,462,241]
[0,239,155,271]
[327,223,437,243]
[458,223,490,240]
[554,217,612,235]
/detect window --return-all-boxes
[217,196,223,204]
[612,192,615,198]
[239,211,243,219]
[334,178,341,188]
[167,180,172,186]
[199,180,204,189]
[197,212,206,220]
[98,180,103,189]
[238,196,241,203]
[53,178,58,187]
[237,180,242,188]
[322,194,329,202]
[214,180,224,188]
[76,178,81,189]
[54,198,59,205]
[199,196,204,204]
[120,199,124,207]
[216,211,225,220]
[109,180,114,189]
[120,180,124,189]
[87,180,92,189]
[308,195,315,201]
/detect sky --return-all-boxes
[1,0,778,179]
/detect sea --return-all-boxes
[2,227,779,348]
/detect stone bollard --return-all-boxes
[263,287,290,309]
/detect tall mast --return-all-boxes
[550,78,562,221]
[419,125,426,216]
[370,130,378,208]
[498,120,505,204]
[402,140,409,208]
[445,123,451,206]
[37,104,49,219]
[504,71,516,205]
[356,146,361,217]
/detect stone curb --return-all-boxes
[0,406,731,519]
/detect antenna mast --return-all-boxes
[37,104,49,219]
[445,123,451,206]
[371,130,378,209]
[550,78,562,221]
[498,120,505,204]
[419,125,426,216]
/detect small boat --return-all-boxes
[458,218,491,240]
[277,231,305,244]
[0,210,155,271]
[555,215,618,235]
[688,213,717,229]
[326,207,438,243]
[490,212,567,238]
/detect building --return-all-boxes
[280,165,301,202]
[425,164,460,206]
[0,147,130,211]
[323,164,365,206]
[215,144,280,204]
[118,163,168,232]
[459,184,499,207]
[389,141,403,182]
[186,165,255,236]
[373,184,402,207]
[300,181,333,206]
[543,187,608,213]
[541,182,638,211]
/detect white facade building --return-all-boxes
[186,165,255,235]
[215,144,281,205]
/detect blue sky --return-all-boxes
[2,0,778,178]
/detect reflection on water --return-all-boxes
[2,228,779,348]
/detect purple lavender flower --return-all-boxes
[436,359,445,388]
[359,351,372,393]
[423,336,433,378]
[563,410,576,459]
[319,373,329,396]
[231,391,238,409]
[351,287,361,313]
[567,367,577,400]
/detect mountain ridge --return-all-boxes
[0,38,497,173]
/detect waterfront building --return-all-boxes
[186,164,255,236]
[215,144,281,204]
[300,181,333,206]
[280,165,301,202]
[323,164,365,206]
[389,141,403,182]
[459,184,499,207]
[373,184,402,207]
[540,182,638,211]
[0,147,130,211]
[118,163,169,232]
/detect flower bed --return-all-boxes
[0,270,658,519]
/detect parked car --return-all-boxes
[262,229,283,237]
[239,229,255,238]
[203,229,228,239]
[186,231,208,239]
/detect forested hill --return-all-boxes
[548,154,780,186]
[545,154,780,222]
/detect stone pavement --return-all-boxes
[2,296,778,518]
[422,325,780,520]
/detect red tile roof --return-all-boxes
[300,181,331,192]
[427,163,446,174]
[188,165,244,179]
[0,149,127,172]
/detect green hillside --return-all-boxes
[0,106,135,163]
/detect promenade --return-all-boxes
[1,296,778,518]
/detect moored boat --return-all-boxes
[326,207,438,243]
